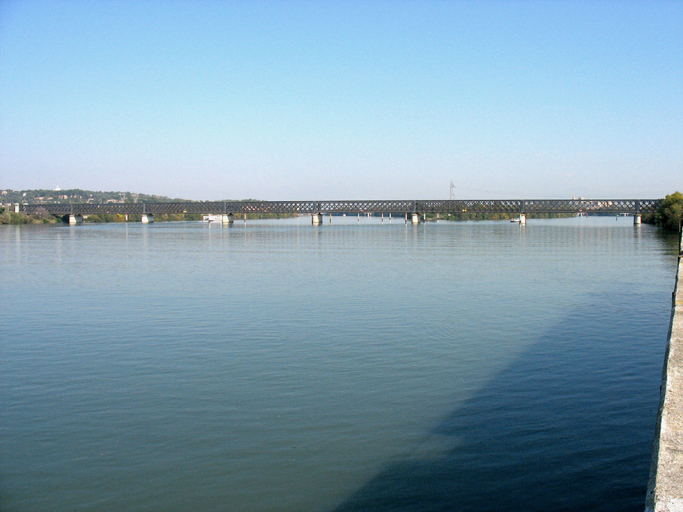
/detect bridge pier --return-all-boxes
[411,213,420,224]
[634,214,642,225]
[141,214,154,223]
[68,214,83,224]
[312,213,323,225]
[222,214,234,224]
[520,213,526,225]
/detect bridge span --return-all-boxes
[19,198,660,225]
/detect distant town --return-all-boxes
[1,187,187,208]
[0,188,269,225]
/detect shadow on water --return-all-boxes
[331,287,669,512]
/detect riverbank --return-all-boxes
[646,222,683,511]
[0,211,294,224]
[0,211,57,224]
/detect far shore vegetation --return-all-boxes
[644,191,683,232]
[1,188,682,231]
[0,210,293,225]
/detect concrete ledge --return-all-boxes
[646,226,683,512]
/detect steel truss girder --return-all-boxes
[20,199,661,216]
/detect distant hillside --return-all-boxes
[0,188,189,205]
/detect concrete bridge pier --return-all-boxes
[222,214,234,224]
[312,213,323,225]
[634,214,642,225]
[412,213,420,224]
[141,214,154,223]
[520,213,527,225]
[68,214,83,224]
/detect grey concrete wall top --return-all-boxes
[646,227,683,512]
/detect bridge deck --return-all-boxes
[19,199,660,216]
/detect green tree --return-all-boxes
[654,192,683,232]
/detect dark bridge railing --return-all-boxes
[20,199,660,216]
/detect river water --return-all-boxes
[0,216,678,512]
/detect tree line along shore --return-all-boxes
[1,189,681,231]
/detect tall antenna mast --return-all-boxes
[449,181,455,200]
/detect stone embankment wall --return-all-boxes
[646,222,683,512]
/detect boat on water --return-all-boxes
[202,214,223,222]
[510,217,521,223]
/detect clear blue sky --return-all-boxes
[1,0,681,200]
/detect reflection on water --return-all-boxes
[0,217,677,512]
